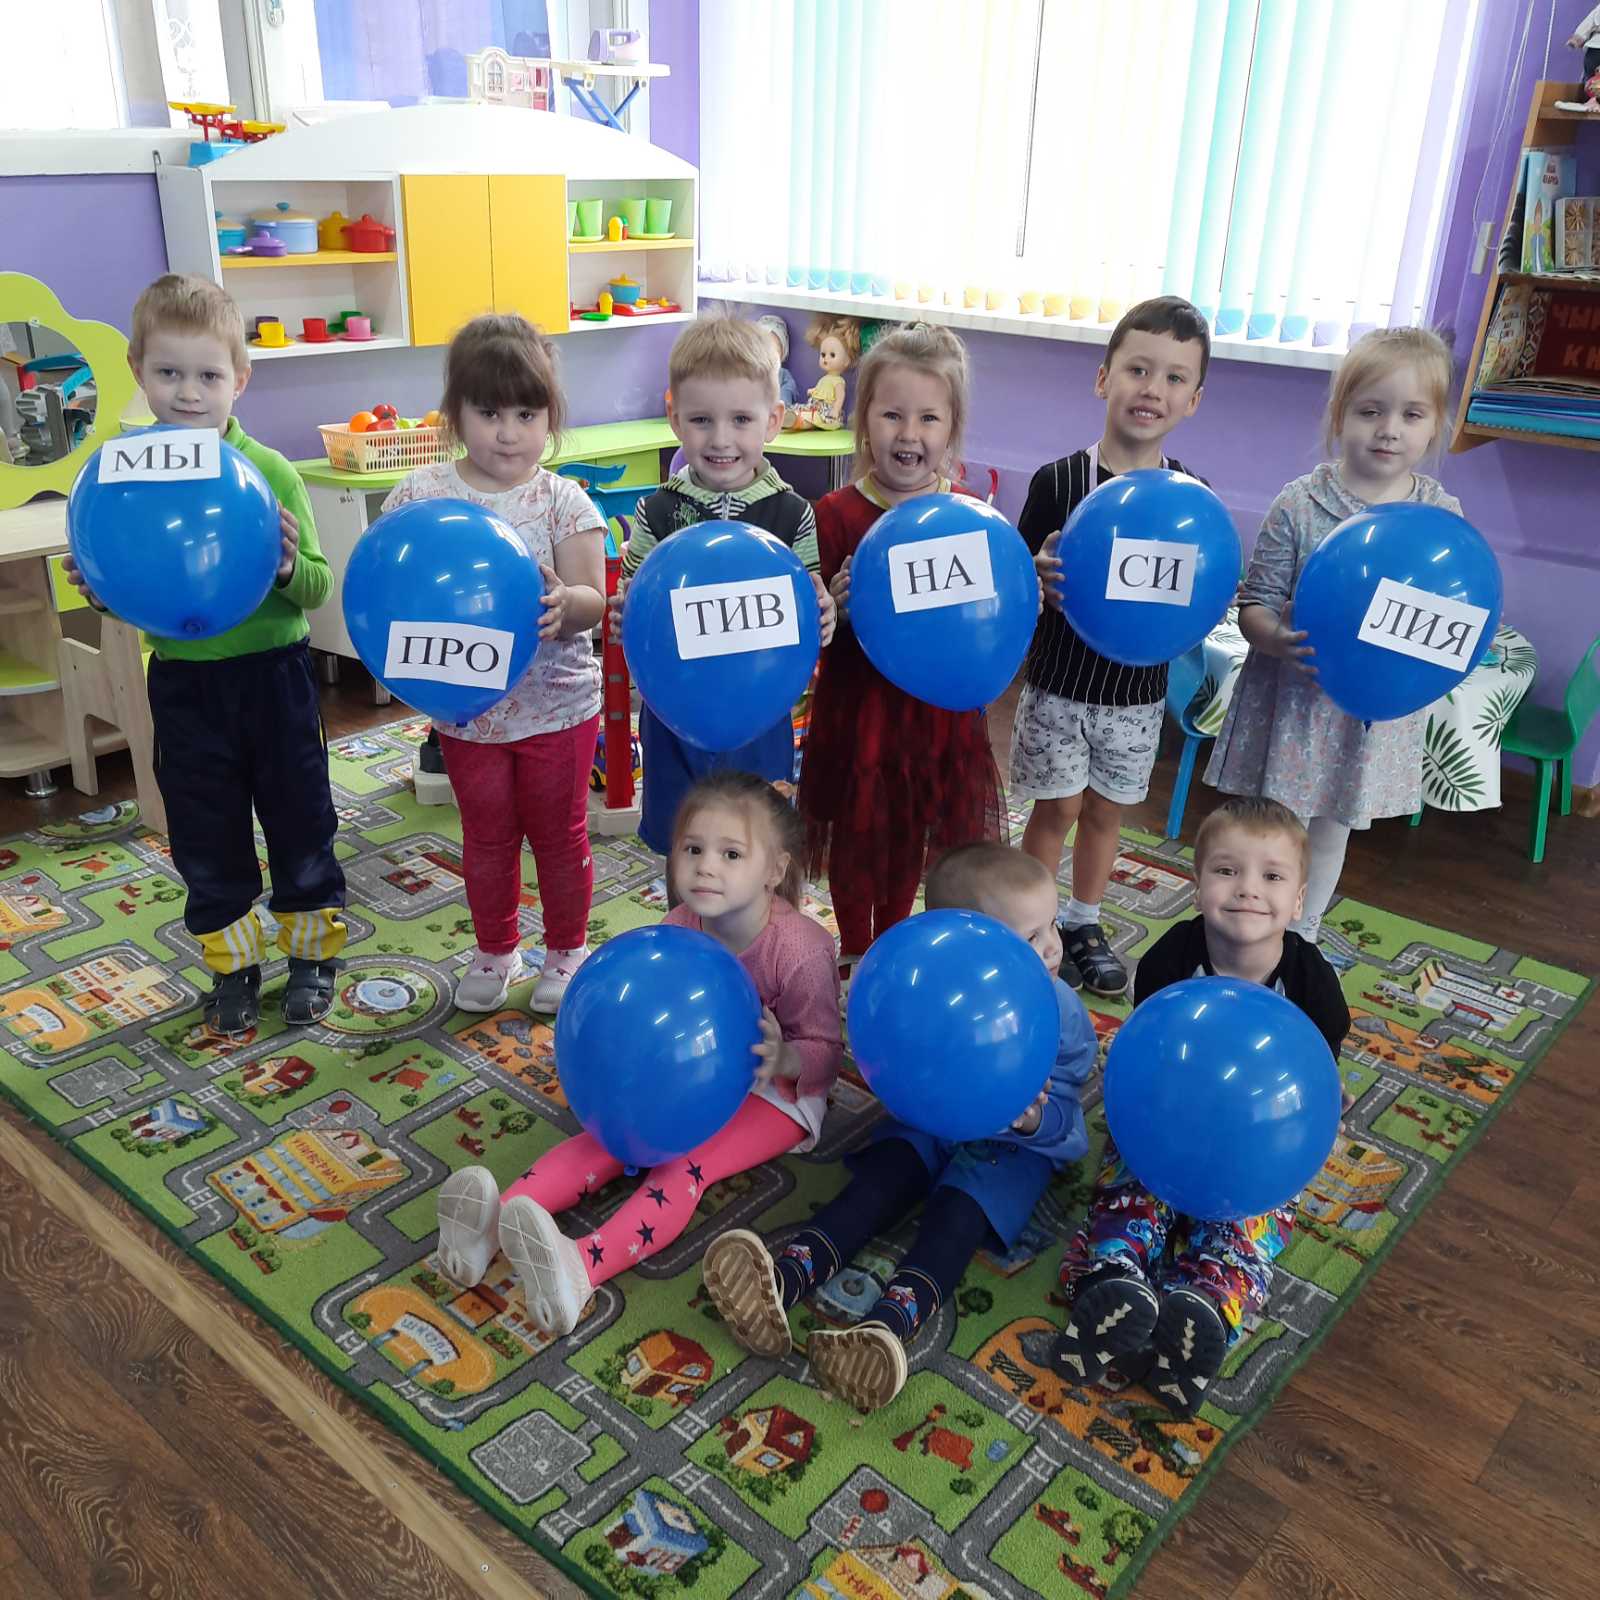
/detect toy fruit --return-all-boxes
[348,410,378,433]
[422,409,441,427]
[398,417,416,429]
[373,417,398,431]
[372,403,399,422]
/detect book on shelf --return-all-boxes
[1474,281,1600,397]
[1517,151,1578,274]
[1555,196,1600,271]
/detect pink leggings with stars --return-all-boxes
[503,1095,802,1287]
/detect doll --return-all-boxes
[755,315,800,408]
[784,315,861,432]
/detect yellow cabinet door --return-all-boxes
[487,175,569,334]
[402,176,494,348]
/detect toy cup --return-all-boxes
[253,314,281,337]
[645,198,673,235]
[255,321,288,348]
[342,315,374,341]
[301,316,331,342]
[575,199,602,237]
[616,197,646,235]
[567,200,578,238]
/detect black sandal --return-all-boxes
[206,966,262,1037]
[283,958,339,1025]
[1062,923,1129,997]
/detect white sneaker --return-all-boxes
[498,1196,592,1336]
[454,948,524,1012]
[531,945,589,1013]
[436,1165,501,1286]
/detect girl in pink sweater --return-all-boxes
[436,773,842,1335]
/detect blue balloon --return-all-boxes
[1103,977,1341,1220]
[849,494,1038,711]
[342,498,543,725]
[621,519,821,750]
[846,910,1058,1142]
[1292,503,1503,723]
[554,925,763,1168]
[67,425,279,639]
[1056,468,1241,667]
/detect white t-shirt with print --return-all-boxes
[381,462,604,743]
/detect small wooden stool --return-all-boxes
[56,616,167,836]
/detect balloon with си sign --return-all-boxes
[847,493,1038,711]
[67,425,280,640]
[1055,468,1240,667]
[341,497,543,725]
[621,519,821,751]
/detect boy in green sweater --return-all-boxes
[67,275,346,1035]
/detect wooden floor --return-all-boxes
[2,670,1597,1600]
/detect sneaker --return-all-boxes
[1149,1287,1230,1418]
[703,1229,793,1357]
[531,945,589,1013]
[417,728,446,774]
[205,965,261,1037]
[1049,1265,1160,1387]
[807,1321,908,1411]
[454,948,524,1012]
[436,1165,501,1287]
[1061,923,1128,997]
[282,957,338,1026]
[1054,919,1083,989]
[498,1196,592,1337]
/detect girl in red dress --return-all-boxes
[798,323,1005,968]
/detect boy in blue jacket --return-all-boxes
[704,842,1096,1410]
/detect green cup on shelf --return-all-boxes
[616,196,647,236]
[644,197,673,236]
[575,198,602,238]
[567,200,578,239]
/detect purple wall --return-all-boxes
[5,0,1597,784]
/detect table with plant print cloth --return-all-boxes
[1194,616,1537,813]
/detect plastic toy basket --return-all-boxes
[317,423,455,474]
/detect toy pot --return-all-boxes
[342,214,395,252]
[607,277,643,305]
[254,202,319,252]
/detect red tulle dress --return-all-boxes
[797,481,1006,955]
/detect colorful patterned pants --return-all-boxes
[1059,1141,1292,1346]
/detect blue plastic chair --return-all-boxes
[555,461,653,526]
[1164,644,1212,839]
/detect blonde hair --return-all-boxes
[670,772,806,908]
[1324,327,1453,458]
[129,274,248,371]
[438,314,566,456]
[668,316,780,403]
[924,842,1053,918]
[850,322,971,481]
[1194,797,1310,881]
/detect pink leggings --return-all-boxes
[506,1095,802,1287]
[439,716,599,953]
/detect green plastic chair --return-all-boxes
[1500,632,1600,863]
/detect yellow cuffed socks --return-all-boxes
[199,910,268,976]
[275,906,348,963]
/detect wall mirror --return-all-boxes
[0,273,139,510]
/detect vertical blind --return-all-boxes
[700,0,1478,348]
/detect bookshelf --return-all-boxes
[1450,81,1600,454]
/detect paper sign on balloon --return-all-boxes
[669,576,801,660]
[99,427,221,483]
[888,531,996,614]
[383,622,517,689]
[1104,536,1198,607]
[1357,578,1489,670]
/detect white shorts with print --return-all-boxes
[1009,685,1165,806]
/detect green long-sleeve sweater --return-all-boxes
[150,416,332,663]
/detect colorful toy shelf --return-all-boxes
[221,251,399,269]
[156,105,697,356]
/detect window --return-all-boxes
[699,0,1479,355]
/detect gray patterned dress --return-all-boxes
[1204,462,1465,829]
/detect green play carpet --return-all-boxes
[0,717,1590,1600]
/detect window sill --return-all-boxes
[0,128,194,177]
[697,280,1345,372]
